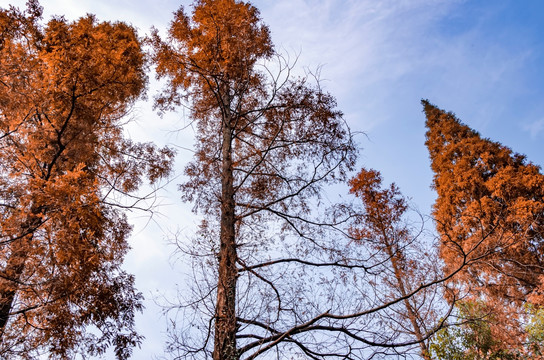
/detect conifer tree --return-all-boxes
[423,100,544,349]
[151,0,356,358]
[349,168,438,360]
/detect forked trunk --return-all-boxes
[213,116,239,360]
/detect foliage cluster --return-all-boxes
[0,0,543,359]
[0,1,173,358]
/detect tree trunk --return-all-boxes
[386,243,431,360]
[0,212,41,336]
[0,240,28,332]
[213,114,239,360]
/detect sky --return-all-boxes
[3,0,544,358]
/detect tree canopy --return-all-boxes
[424,100,544,354]
[1,1,543,359]
[0,1,173,358]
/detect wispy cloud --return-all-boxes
[259,0,536,134]
[523,119,544,139]
[258,0,461,130]
[3,2,544,358]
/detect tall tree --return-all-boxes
[0,2,173,358]
[152,2,456,359]
[151,1,355,358]
[349,168,439,360]
[423,100,544,350]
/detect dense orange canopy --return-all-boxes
[0,1,173,358]
[424,100,544,349]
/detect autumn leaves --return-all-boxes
[0,1,172,358]
[1,0,543,359]
[423,101,544,358]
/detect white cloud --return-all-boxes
[253,0,461,132]
[523,118,544,139]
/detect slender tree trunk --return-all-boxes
[0,239,28,332]
[0,212,41,336]
[213,114,239,360]
[385,243,431,360]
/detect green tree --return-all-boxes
[431,302,544,359]
[0,2,173,358]
[525,305,544,358]
[430,300,521,360]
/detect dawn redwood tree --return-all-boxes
[349,168,441,360]
[423,100,544,350]
[0,2,173,358]
[151,1,461,359]
[151,0,355,358]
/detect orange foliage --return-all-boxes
[0,1,173,358]
[349,168,436,359]
[150,0,273,115]
[151,1,355,359]
[423,100,544,348]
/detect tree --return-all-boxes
[524,304,544,358]
[430,300,522,360]
[430,300,544,360]
[151,1,355,358]
[0,2,173,358]
[349,168,441,360]
[151,2,458,359]
[423,100,544,351]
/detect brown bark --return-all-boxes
[213,113,239,360]
[386,244,431,360]
[0,212,41,336]
[0,240,28,332]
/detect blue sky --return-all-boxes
[3,0,544,358]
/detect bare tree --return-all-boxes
[148,1,470,359]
